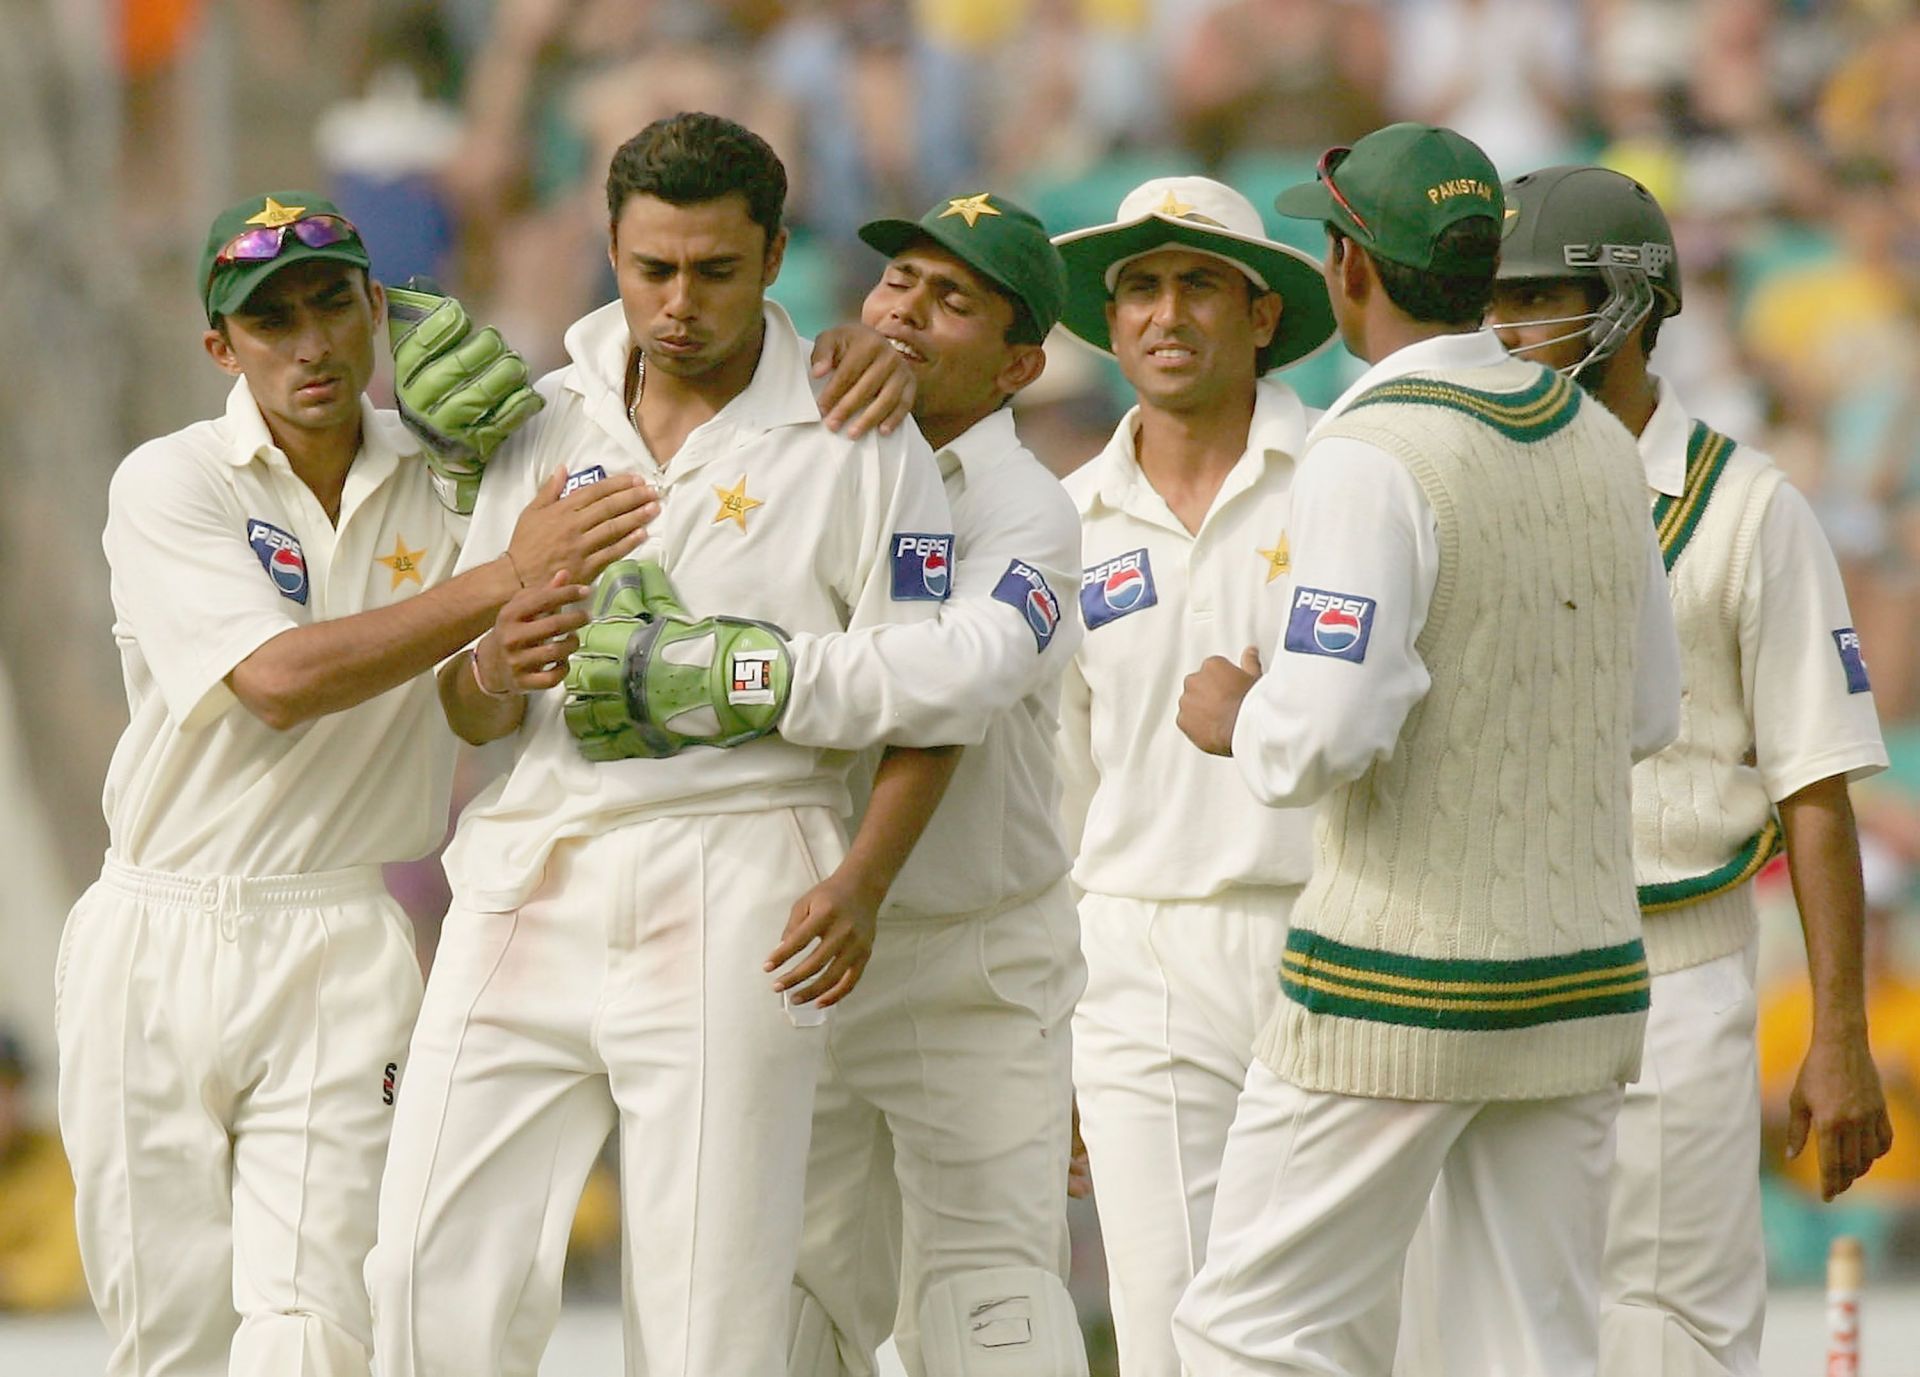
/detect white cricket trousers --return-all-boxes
[793,880,1085,1376]
[367,807,839,1377]
[1176,1061,1620,1377]
[1069,888,1294,1377]
[55,857,422,1377]
[1600,938,1765,1377]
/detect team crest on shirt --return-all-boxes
[247,519,308,605]
[991,559,1063,651]
[890,533,954,601]
[561,465,607,497]
[1284,586,1376,663]
[1080,548,1157,630]
[1833,628,1872,695]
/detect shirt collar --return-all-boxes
[1312,328,1510,439]
[560,298,821,437]
[1638,376,1690,497]
[1079,376,1310,516]
[219,374,417,474]
[937,407,1020,489]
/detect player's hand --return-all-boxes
[811,323,916,438]
[1067,1097,1093,1199]
[388,278,545,512]
[1177,646,1262,756]
[506,465,659,590]
[1787,1027,1894,1200]
[765,871,884,1008]
[478,570,591,694]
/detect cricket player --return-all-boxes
[1483,165,1893,1377]
[767,192,1089,1377]
[1050,175,1338,1377]
[364,113,955,1377]
[56,191,655,1377]
[1172,124,1683,1376]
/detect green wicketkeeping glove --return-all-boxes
[388,278,544,514]
[563,560,792,762]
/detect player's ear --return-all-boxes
[203,322,242,376]
[762,226,789,287]
[997,342,1047,399]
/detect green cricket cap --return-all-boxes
[1275,123,1504,273]
[859,193,1067,344]
[198,191,372,324]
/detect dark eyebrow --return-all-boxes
[633,253,744,271]
[926,272,978,300]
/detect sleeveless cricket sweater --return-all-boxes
[1254,364,1654,1101]
[1633,421,1785,975]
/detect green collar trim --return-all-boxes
[1342,367,1582,442]
[1652,422,1737,572]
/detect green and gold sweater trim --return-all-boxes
[1344,367,1582,443]
[1637,817,1782,913]
[1279,929,1651,1031]
[1652,421,1737,571]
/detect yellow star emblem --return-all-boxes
[1157,190,1198,218]
[246,196,307,228]
[1257,533,1290,582]
[375,534,426,590]
[712,476,763,531]
[938,194,1002,229]
[1504,207,1519,221]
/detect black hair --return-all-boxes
[1339,217,1500,326]
[606,112,787,250]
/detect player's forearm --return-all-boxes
[1779,774,1871,1038]
[436,638,527,745]
[227,557,520,730]
[834,745,963,903]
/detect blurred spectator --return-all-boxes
[1757,834,1920,1280]
[0,1027,87,1312]
[1169,0,1387,167]
[1382,0,1585,175]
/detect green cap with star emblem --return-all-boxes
[1276,123,1503,273]
[198,191,372,324]
[860,193,1068,345]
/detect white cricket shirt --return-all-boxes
[1231,331,1683,807]
[1060,378,1320,902]
[441,301,953,911]
[782,407,1084,917]
[1638,378,1886,801]
[100,377,464,876]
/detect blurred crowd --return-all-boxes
[4,0,1918,1328]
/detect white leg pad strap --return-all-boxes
[918,1266,1088,1377]
[790,1284,861,1377]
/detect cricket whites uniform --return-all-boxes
[1059,378,1319,1377]
[1174,334,1683,1377]
[366,301,952,1377]
[1597,381,1888,1377]
[777,407,1088,1377]
[57,378,458,1377]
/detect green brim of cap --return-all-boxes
[1274,180,1341,229]
[205,241,373,322]
[1054,219,1336,374]
[859,216,1054,339]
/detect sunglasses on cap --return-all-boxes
[1318,147,1372,239]
[208,213,362,281]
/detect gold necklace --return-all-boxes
[627,350,646,432]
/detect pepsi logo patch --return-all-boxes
[1283,586,1376,663]
[991,559,1063,652]
[890,532,955,602]
[561,464,608,498]
[247,519,308,605]
[1833,628,1872,695]
[1080,548,1157,630]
